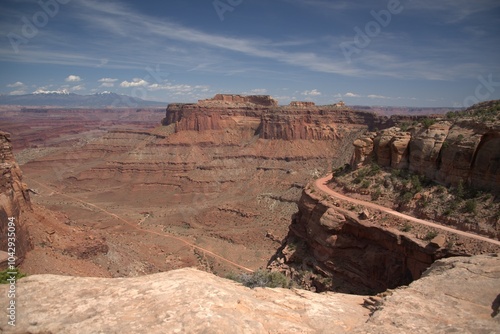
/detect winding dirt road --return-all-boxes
[27,178,255,273]
[315,174,500,247]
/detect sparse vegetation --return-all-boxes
[424,230,438,240]
[331,145,499,238]
[421,118,436,128]
[454,180,465,199]
[0,268,26,284]
[371,188,382,201]
[411,175,422,193]
[401,223,412,232]
[227,269,292,289]
[399,122,411,132]
[368,162,381,176]
[445,101,500,122]
[464,199,477,214]
[401,192,413,204]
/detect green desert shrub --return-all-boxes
[371,188,382,201]
[228,269,292,289]
[421,118,436,128]
[0,268,26,284]
[464,199,477,214]
[361,180,371,189]
[425,230,438,240]
[400,191,414,204]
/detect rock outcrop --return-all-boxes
[0,267,369,333]
[1,255,499,333]
[351,101,500,192]
[356,254,500,334]
[0,131,32,264]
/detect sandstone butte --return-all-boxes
[1,96,500,333]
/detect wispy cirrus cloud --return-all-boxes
[406,0,500,23]
[0,0,497,83]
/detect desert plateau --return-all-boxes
[1,0,500,332]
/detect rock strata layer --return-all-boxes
[162,94,390,140]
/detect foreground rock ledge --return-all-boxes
[1,255,499,333]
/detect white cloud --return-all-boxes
[344,92,360,97]
[98,78,118,88]
[65,75,82,82]
[98,77,118,83]
[7,81,24,88]
[70,84,85,91]
[7,81,27,95]
[33,88,70,94]
[120,78,149,88]
[302,89,322,96]
[8,89,26,95]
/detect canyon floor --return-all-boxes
[1,107,359,278]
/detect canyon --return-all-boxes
[0,96,499,332]
[1,96,384,278]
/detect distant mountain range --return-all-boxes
[0,91,166,108]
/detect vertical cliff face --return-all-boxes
[0,131,32,263]
[269,189,441,295]
[162,103,264,132]
[162,94,389,141]
[350,102,500,193]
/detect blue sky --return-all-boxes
[1,0,499,107]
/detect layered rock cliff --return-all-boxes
[351,100,500,192]
[163,94,390,140]
[1,255,498,333]
[0,132,32,264]
[269,188,443,294]
[269,181,500,295]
